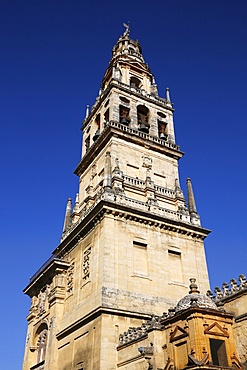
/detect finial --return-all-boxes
[86,105,90,118]
[123,22,130,38]
[166,87,171,102]
[189,278,200,294]
[73,193,79,213]
[62,198,72,233]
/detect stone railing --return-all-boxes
[114,80,170,108]
[107,121,180,151]
[123,175,145,187]
[154,185,175,197]
[61,189,185,242]
[123,176,175,199]
[206,274,247,301]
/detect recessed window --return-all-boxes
[133,241,148,276]
[168,249,183,283]
[36,324,48,365]
[168,249,181,257]
[209,339,228,366]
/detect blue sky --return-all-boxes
[1,1,247,368]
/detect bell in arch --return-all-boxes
[120,118,129,126]
[139,123,149,133]
[159,132,166,140]
[93,128,100,142]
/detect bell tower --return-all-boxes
[23,26,210,370]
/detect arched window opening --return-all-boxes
[158,120,167,140]
[130,76,141,89]
[93,114,100,142]
[104,109,109,126]
[137,105,149,133]
[36,324,48,364]
[129,47,135,54]
[85,135,90,152]
[119,105,130,126]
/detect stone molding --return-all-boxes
[54,199,210,259]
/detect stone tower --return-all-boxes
[22,26,211,370]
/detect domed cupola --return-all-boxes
[175,278,218,314]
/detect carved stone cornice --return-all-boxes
[53,199,210,259]
[23,258,70,297]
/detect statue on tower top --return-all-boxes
[123,22,130,37]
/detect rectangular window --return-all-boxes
[133,241,148,276]
[209,339,228,366]
[168,249,183,283]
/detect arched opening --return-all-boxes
[36,323,48,364]
[137,105,149,133]
[129,46,135,54]
[119,105,130,126]
[104,108,109,126]
[157,112,167,140]
[93,114,100,142]
[85,135,90,152]
[130,76,141,89]
[158,121,167,140]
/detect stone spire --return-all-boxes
[186,178,201,226]
[62,198,72,233]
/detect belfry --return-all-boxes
[22,26,247,370]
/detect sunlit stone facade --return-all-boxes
[22,26,247,370]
